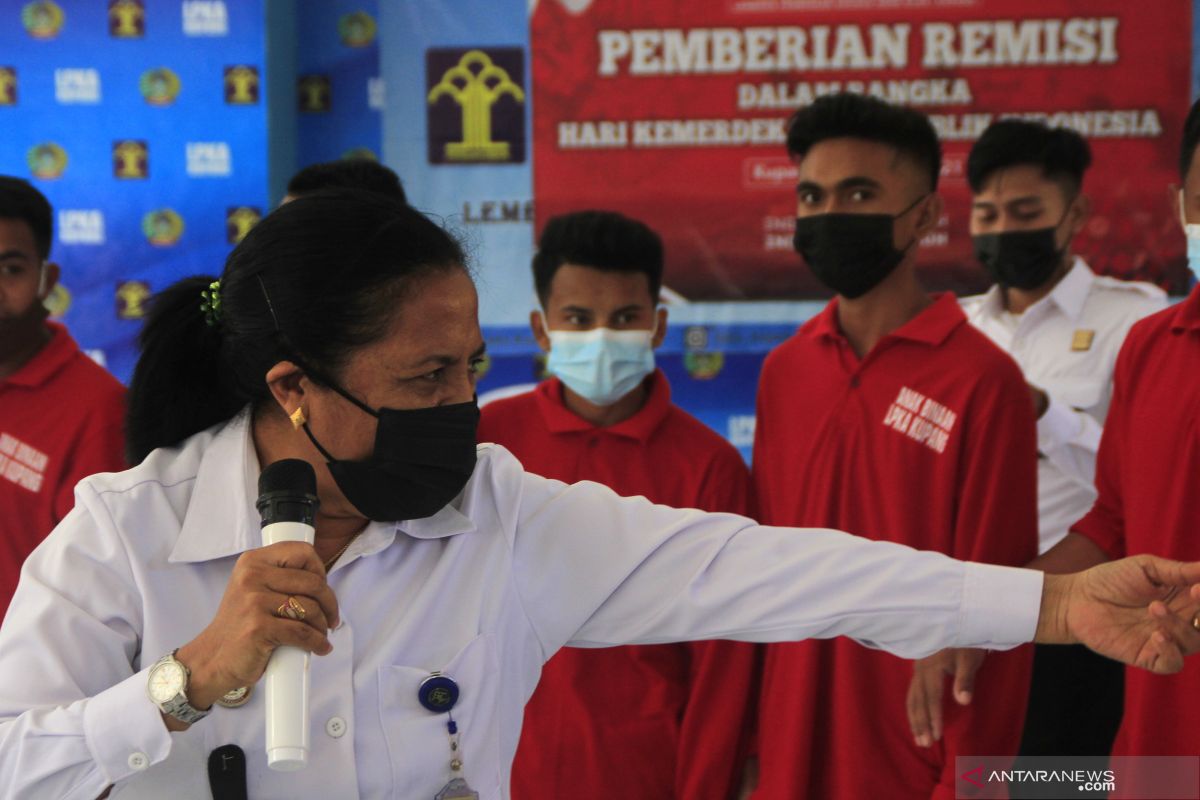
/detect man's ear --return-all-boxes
[1170,184,1188,231]
[40,262,60,299]
[1067,193,1092,238]
[915,194,944,238]
[264,361,308,420]
[651,307,668,349]
[530,309,551,352]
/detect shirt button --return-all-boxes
[326,716,347,738]
[128,752,149,771]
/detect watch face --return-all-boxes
[148,661,185,704]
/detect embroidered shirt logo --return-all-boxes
[883,386,958,455]
[0,433,47,493]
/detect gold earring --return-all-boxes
[289,407,307,430]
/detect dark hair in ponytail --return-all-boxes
[126,190,466,463]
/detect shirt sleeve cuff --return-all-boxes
[1037,396,1084,453]
[958,562,1044,649]
[83,667,173,784]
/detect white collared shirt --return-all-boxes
[962,258,1166,553]
[0,409,1042,799]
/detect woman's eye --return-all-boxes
[422,368,444,382]
[849,189,871,202]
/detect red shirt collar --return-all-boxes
[1170,285,1200,333]
[804,292,965,348]
[3,321,80,389]
[533,368,672,442]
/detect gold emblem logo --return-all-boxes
[685,351,726,380]
[115,280,150,319]
[112,140,149,179]
[27,142,67,179]
[224,65,259,105]
[297,74,331,113]
[108,0,144,38]
[142,209,184,246]
[1071,329,1096,352]
[338,11,376,48]
[22,1,64,39]
[427,50,525,162]
[341,147,377,162]
[0,67,17,106]
[44,283,71,318]
[226,206,262,244]
[140,67,181,106]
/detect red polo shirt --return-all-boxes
[751,294,1038,800]
[0,322,125,621]
[478,369,757,800]
[1073,286,1200,759]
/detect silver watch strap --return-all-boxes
[161,693,210,724]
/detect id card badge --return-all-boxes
[420,672,480,800]
[435,777,480,800]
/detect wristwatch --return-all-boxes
[147,650,210,725]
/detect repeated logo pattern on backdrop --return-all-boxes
[0,0,267,383]
[295,1,382,165]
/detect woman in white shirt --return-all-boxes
[0,191,1197,800]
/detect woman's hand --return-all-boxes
[1038,555,1200,673]
[170,542,339,726]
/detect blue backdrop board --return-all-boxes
[379,0,537,332]
[295,0,381,167]
[0,0,269,383]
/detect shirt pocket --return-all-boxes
[378,634,502,799]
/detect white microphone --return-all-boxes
[256,459,320,772]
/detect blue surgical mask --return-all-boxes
[544,322,656,407]
[1180,190,1200,282]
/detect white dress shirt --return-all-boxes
[963,258,1166,553]
[0,408,1042,799]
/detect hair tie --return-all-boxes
[200,280,222,327]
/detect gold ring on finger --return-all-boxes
[1192,613,1200,632]
[275,595,307,621]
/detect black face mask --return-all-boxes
[972,222,1068,291]
[792,195,926,299]
[300,380,480,522]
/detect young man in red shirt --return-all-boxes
[1012,99,1200,773]
[478,210,757,799]
[749,95,1038,799]
[0,176,125,621]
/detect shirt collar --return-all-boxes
[170,408,478,564]
[4,321,78,389]
[534,369,671,442]
[1171,284,1200,333]
[170,408,262,564]
[972,258,1094,324]
[1043,257,1094,322]
[806,292,965,348]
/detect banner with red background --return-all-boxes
[532,0,1193,300]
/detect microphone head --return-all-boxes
[258,459,317,498]
[257,459,319,526]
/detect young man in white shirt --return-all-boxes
[920,120,1166,764]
